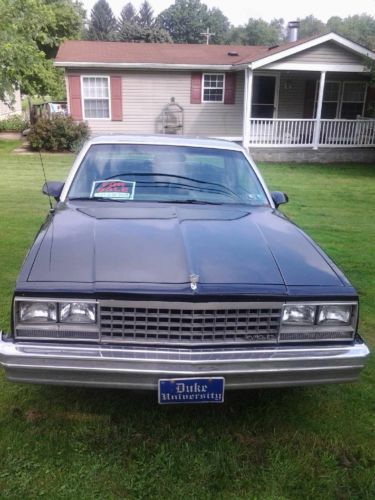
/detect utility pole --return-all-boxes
[200,27,215,45]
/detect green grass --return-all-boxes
[0,140,374,499]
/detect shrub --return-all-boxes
[28,115,90,152]
[0,114,29,132]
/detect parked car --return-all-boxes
[0,136,369,404]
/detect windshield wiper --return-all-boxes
[103,172,243,201]
[68,197,127,202]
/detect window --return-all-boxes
[82,76,110,119]
[341,82,367,119]
[252,76,276,118]
[314,81,340,118]
[313,81,367,119]
[202,74,224,102]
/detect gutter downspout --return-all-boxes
[313,71,326,150]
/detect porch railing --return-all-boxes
[249,118,375,147]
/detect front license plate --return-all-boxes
[158,377,225,405]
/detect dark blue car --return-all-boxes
[0,136,369,404]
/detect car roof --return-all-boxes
[87,134,245,152]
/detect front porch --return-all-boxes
[239,35,375,159]
[240,69,375,154]
[248,117,375,148]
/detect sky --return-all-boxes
[82,0,375,26]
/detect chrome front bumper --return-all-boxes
[0,333,370,390]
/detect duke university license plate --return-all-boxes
[158,377,225,405]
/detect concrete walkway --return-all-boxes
[0,132,22,140]
[0,132,32,154]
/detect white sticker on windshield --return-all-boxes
[90,180,136,200]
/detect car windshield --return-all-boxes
[67,144,269,206]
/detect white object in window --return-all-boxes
[202,74,224,102]
[82,76,110,119]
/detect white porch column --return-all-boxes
[242,67,253,148]
[312,71,326,150]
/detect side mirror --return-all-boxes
[271,191,289,208]
[42,181,64,201]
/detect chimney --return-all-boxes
[287,21,299,42]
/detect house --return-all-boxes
[0,90,22,120]
[55,28,375,162]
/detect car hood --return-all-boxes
[27,203,344,287]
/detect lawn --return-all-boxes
[0,139,374,499]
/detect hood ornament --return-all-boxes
[190,274,199,291]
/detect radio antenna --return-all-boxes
[39,150,53,210]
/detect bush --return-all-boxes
[0,114,29,132]
[28,115,90,152]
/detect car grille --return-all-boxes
[99,300,282,346]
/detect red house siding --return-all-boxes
[110,76,123,121]
[190,73,202,104]
[67,75,82,120]
[224,73,236,104]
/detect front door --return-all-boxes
[251,76,276,118]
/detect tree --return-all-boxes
[157,0,229,44]
[139,27,173,43]
[228,18,283,46]
[270,18,285,40]
[0,0,73,104]
[119,2,136,23]
[327,14,375,49]
[137,0,154,28]
[326,16,342,34]
[40,0,85,58]
[118,0,172,43]
[87,0,118,41]
[118,23,172,43]
[205,7,230,44]
[118,2,137,40]
[297,15,326,39]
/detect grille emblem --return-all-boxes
[190,274,199,291]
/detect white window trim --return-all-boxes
[81,75,111,120]
[202,73,225,103]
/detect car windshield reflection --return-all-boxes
[68,144,269,206]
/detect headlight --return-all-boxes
[279,302,357,343]
[282,304,315,325]
[317,305,352,325]
[59,302,96,324]
[19,302,57,323]
[15,298,99,341]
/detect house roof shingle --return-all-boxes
[55,33,374,68]
[55,39,306,66]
